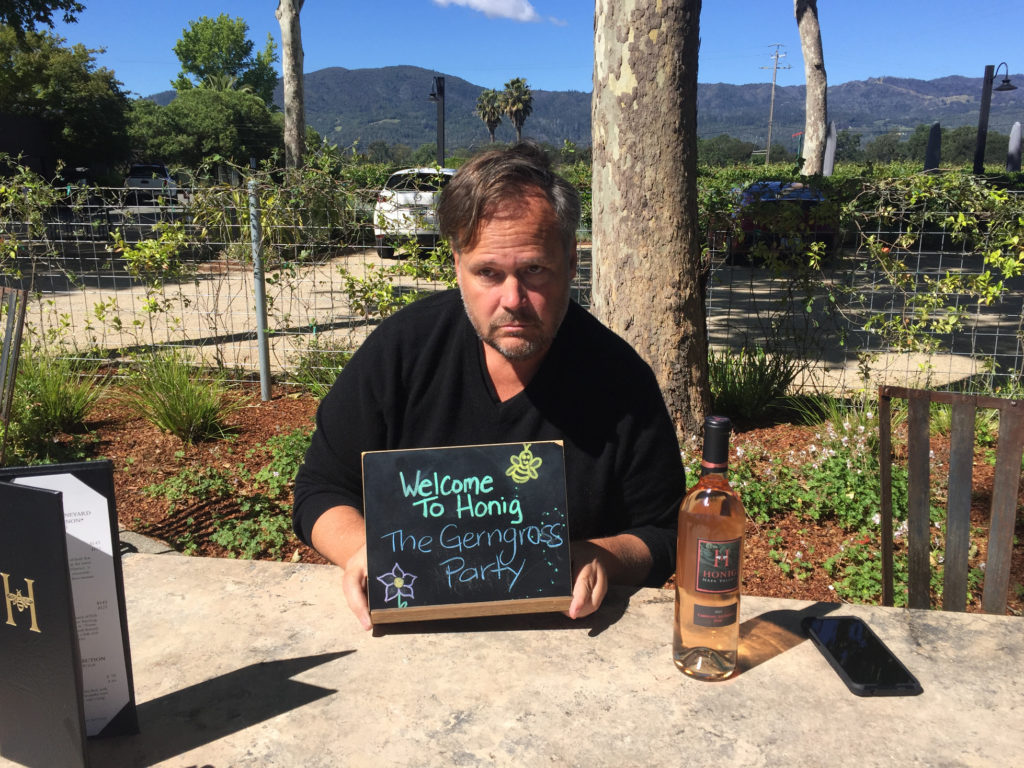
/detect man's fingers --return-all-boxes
[342,548,372,630]
[567,559,608,620]
[342,568,372,630]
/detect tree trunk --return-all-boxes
[592,0,708,441]
[796,0,827,175]
[276,0,305,169]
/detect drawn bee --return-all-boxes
[506,443,543,483]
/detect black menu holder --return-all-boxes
[0,460,137,768]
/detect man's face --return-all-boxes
[454,189,577,363]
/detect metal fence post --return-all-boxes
[248,158,272,401]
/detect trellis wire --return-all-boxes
[2,186,1021,397]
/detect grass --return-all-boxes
[119,350,243,444]
[1,348,106,465]
[708,346,802,420]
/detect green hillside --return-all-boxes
[149,66,1024,150]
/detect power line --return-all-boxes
[761,44,791,165]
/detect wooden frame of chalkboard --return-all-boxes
[362,441,573,624]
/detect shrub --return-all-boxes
[13,348,106,434]
[119,350,242,443]
[253,427,313,499]
[708,346,802,420]
[290,338,352,398]
[1,348,105,465]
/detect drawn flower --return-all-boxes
[377,563,416,605]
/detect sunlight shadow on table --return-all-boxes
[87,651,351,768]
[736,601,839,675]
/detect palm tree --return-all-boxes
[202,73,254,93]
[501,78,533,142]
[475,89,503,143]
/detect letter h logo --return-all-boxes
[2,572,41,633]
[713,549,730,568]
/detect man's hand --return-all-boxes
[567,540,609,619]
[311,504,372,630]
[341,544,372,630]
[565,533,653,620]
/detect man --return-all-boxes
[293,142,685,629]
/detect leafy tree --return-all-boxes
[864,132,910,164]
[0,0,82,37]
[0,26,130,168]
[699,134,759,166]
[129,88,279,168]
[475,88,502,143]
[835,129,864,163]
[172,14,278,105]
[501,78,533,142]
[411,143,438,166]
[201,73,253,93]
[946,124,1007,166]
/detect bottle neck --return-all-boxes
[699,460,729,478]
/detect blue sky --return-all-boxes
[52,0,1022,98]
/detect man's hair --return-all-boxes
[438,141,581,254]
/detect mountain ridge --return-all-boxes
[148,65,1024,151]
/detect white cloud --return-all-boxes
[433,0,544,23]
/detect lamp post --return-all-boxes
[428,76,445,167]
[973,62,1017,174]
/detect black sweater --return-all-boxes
[293,290,686,586]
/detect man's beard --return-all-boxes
[462,298,551,362]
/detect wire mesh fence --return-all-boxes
[2,182,1022,396]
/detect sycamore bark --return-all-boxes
[276,0,306,169]
[591,0,708,440]
[796,0,827,175]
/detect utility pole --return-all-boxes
[761,44,791,166]
[429,76,445,167]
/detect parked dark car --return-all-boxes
[726,180,837,261]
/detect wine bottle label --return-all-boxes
[694,538,742,593]
[692,603,738,627]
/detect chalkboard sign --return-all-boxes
[362,441,573,623]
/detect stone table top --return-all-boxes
[9,553,1022,768]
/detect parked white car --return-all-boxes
[373,167,455,258]
[124,163,178,203]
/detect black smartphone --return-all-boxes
[802,615,923,697]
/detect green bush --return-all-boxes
[210,507,293,560]
[253,427,313,499]
[119,350,242,444]
[14,348,106,435]
[708,346,802,420]
[1,348,105,465]
[290,337,352,398]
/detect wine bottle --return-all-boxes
[673,414,745,680]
